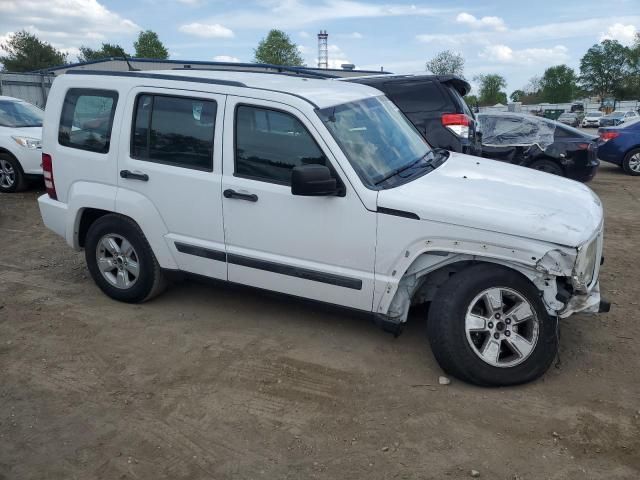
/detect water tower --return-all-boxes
[317,30,328,69]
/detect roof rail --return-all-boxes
[65,69,246,88]
[172,64,340,80]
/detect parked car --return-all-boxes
[341,74,482,156]
[599,110,639,127]
[0,96,44,192]
[557,112,580,127]
[581,111,603,128]
[478,112,599,182]
[597,118,640,175]
[38,69,608,386]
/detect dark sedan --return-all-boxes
[478,113,599,182]
[597,118,640,175]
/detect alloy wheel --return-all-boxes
[95,234,140,289]
[628,153,640,173]
[465,287,540,368]
[0,159,15,188]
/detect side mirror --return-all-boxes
[291,164,339,196]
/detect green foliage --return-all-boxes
[540,65,578,103]
[509,90,525,102]
[579,39,629,99]
[253,30,304,66]
[0,30,67,72]
[78,43,129,63]
[474,74,508,106]
[425,50,465,78]
[134,30,168,59]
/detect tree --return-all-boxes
[425,50,464,78]
[78,43,129,63]
[510,90,525,102]
[134,30,168,59]
[464,94,479,112]
[539,65,577,103]
[0,30,67,72]
[253,30,304,66]
[474,74,507,106]
[579,39,629,100]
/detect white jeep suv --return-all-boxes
[0,96,44,192]
[38,70,608,386]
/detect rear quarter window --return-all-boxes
[58,89,118,154]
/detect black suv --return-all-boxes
[343,74,482,155]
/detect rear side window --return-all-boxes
[384,81,448,114]
[235,105,327,184]
[131,94,216,171]
[59,89,118,153]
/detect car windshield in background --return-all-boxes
[559,113,576,118]
[586,112,602,117]
[621,118,640,128]
[317,96,431,188]
[0,100,44,128]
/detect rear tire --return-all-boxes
[529,158,564,176]
[427,264,558,386]
[85,214,166,303]
[0,154,27,193]
[622,148,640,176]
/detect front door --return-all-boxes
[221,96,376,311]
[117,88,227,280]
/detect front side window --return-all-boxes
[0,100,43,128]
[317,96,431,188]
[131,94,216,171]
[235,105,327,184]
[59,89,118,153]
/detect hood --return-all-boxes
[377,152,603,247]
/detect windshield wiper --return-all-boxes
[374,151,435,186]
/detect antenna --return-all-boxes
[118,47,139,72]
[317,30,328,69]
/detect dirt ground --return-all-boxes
[0,162,639,480]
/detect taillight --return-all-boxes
[442,113,471,138]
[599,131,620,142]
[42,153,57,200]
[577,143,590,150]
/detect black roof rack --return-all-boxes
[172,65,340,80]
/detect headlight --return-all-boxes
[11,136,42,149]
[572,238,598,291]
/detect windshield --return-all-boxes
[559,113,575,118]
[317,96,431,188]
[622,118,640,128]
[0,100,44,127]
[586,112,602,117]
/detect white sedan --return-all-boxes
[0,96,43,193]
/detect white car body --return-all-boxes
[38,70,605,363]
[0,96,43,188]
[581,112,602,128]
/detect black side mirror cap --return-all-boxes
[291,164,340,196]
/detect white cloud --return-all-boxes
[213,55,240,63]
[337,32,363,39]
[479,44,569,65]
[298,31,310,38]
[179,23,234,38]
[456,12,506,31]
[0,0,139,59]
[599,23,637,46]
[197,1,449,30]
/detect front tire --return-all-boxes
[622,148,640,176]
[85,214,166,303]
[0,154,27,193]
[427,264,558,386]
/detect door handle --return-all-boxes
[223,189,258,202]
[120,170,149,181]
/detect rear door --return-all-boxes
[117,87,227,280]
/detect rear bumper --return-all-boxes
[38,194,68,240]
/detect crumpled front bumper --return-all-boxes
[558,281,610,318]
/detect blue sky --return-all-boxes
[1,0,639,93]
